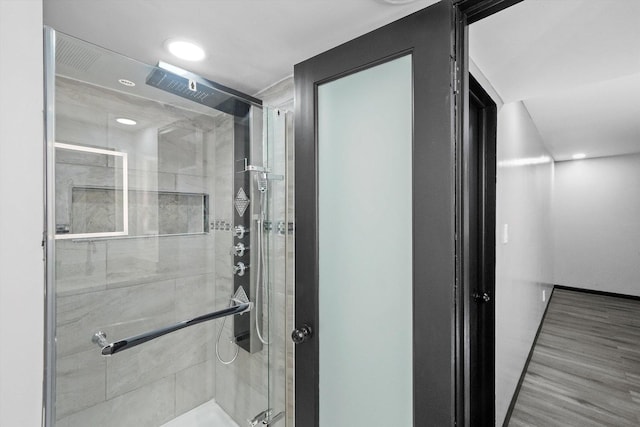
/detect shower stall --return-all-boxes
[44,28,290,427]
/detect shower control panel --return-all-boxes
[233,194,252,351]
[232,114,261,354]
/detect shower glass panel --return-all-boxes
[45,28,287,427]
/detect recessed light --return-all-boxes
[498,155,552,168]
[166,39,205,61]
[116,118,137,126]
[572,153,586,160]
[118,79,136,87]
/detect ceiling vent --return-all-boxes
[56,36,101,72]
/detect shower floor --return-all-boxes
[160,400,239,427]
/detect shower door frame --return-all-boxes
[294,0,523,426]
[294,2,458,425]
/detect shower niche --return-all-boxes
[55,131,210,239]
[54,142,129,238]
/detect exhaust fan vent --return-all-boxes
[56,37,101,72]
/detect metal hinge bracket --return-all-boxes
[452,58,460,95]
[473,291,491,303]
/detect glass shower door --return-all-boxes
[45,29,284,427]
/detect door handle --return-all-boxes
[291,324,313,344]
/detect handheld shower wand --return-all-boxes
[254,172,270,345]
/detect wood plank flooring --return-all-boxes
[508,288,640,427]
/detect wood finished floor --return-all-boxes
[508,289,640,427]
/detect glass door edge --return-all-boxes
[43,25,57,427]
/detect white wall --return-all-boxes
[494,101,554,426]
[553,153,640,297]
[0,1,45,426]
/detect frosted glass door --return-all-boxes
[317,55,413,427]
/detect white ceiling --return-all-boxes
[470,0,640,161]
[45,0,639,162]
[44,0,438,97]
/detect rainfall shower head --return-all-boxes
[145,62,261,117]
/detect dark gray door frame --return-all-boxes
[464,74,497,426]
[294,0,523,426]
[454,1,522,426]
[295,1,457,426]
[455,0,524,24]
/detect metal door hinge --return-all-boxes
[473,291,491,303]
[452,59,460,95]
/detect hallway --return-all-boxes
[509,289,640,426]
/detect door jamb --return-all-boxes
[453,1,522,426]
[467,73,498,426]
[292,0,524,425]
[294,2,458,425]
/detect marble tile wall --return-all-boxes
[55,261,219,426]
[54,78,223,426]
[54,75,293,427]
[56,376,176,427]
[66,187,207,236]
[70,187,120,234]
[56,113,211,239]
[55,151,123,231]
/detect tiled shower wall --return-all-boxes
[54,77,226,426]
[54,75,291,427]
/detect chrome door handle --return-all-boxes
[291,324,313,344]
